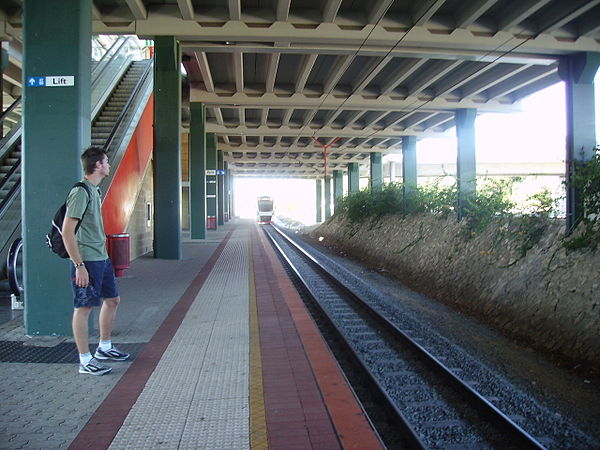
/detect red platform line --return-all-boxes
[254,225,384,449]
[69,228,235,450]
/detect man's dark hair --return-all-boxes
[81,146,107,175]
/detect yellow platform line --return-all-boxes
[249,232,268,450]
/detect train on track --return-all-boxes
[257,196,274,224]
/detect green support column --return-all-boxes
[333,170,343,212]
[154,36,182,258]
[316,179,322,222]
[206,133,218,229]
[189,102,206,239]
[217,151,224,225]
[229,173,235,218]
[370,152,383,191]
[558,52,600,231]
[22,0,92,335]
[455,108,477,221]
[324,176,332,219]
[402,136,417,211]
[224,162,230,221]
[348,162,359,193]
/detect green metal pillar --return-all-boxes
[206,133,218,229]
[558,52,600,231]
[347,162,359,193]
[333,170,343,212]
[22,0,92,335]
[402,136,417,211]
[370,152,383,191]
[455,108,477,221]
[153,36,182,258]
[316,179,322,222]
[224,162,230,221]
[324,176,332,219]
[217,151,224,225]
[229,173,235,218]
[189,102,206,239]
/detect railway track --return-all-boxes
[263,224,547,449]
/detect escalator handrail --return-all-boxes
[7,237,23,297]
[0,157,20,193]
[103,58,154,153]
[0,96,22,123]
[0,169,21,218]
[91,37,130,89]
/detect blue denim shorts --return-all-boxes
[71,259,119,308]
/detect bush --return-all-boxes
[462,178,515,235]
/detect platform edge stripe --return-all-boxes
[256,226,385,449]
[249,231,269,449]
[252,225,340,449]
[68,227,237,450]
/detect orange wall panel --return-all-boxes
[102,94,154,235]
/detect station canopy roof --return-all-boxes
[2,0,600,178]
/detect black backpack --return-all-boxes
[46,182,92,258]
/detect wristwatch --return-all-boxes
[74,262,85,268]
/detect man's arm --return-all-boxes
[62,216,89,288]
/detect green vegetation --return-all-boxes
[563,152,600,251]
[335,176,560,256]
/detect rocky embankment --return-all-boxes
[310,214,599,372]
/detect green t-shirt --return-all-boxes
[65,179,108,261]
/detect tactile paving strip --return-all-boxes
[0,341,145,363]
[109,228,251,449]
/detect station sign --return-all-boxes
[27,76,75,87]
[205,169,216,176]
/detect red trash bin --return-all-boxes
[106,234,130,277]
[207,216,217,230]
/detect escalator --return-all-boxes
[0,36,153,301]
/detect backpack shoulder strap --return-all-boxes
[70,182,93,229]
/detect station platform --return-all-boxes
[0,219,382,449]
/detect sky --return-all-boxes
[234,71,600,223]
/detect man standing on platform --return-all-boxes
[62,146,129,375]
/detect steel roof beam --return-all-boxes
[455,0,499,29]
[323,55,354,94]
[534,0,600,34]
[125,0,147,20]
[368,0,396,24]
[322,0,343,23]
[483,65,558,99]
[181,40,560,66]
[233,52,244,92]
[497,0,553,31]
[177,0,195,21]
[412,0,448,26]
[196,52,214,92]
[191,90,521,113]
[296,54,318,92]
[407,60,463,96]
[265,53,280,93]
[205,124,441,139]
[276,0,291,22]
[229,0,241,21]
[379,58,429,96]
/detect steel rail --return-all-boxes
[268,223,546,450]
[262,224,425,449]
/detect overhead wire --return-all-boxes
[297,1,586,162]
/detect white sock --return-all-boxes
[79,353,92,365]
[99,340,112,351]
